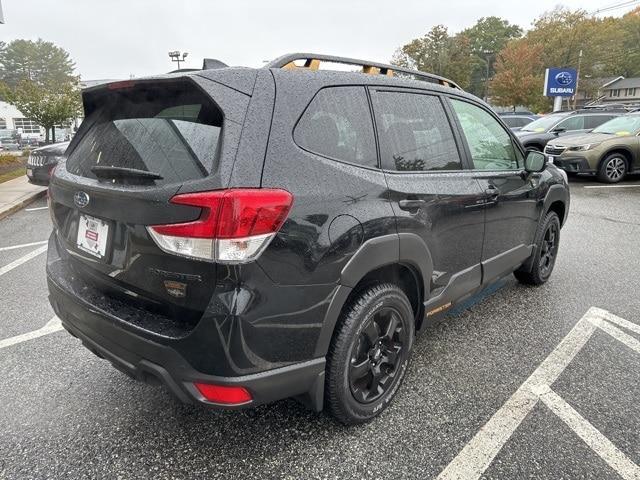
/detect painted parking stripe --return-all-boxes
[0,316,62,350]
[598,308,640,336]
[539,388,640,480]
[0,245,48,277]
[25,206,49,212]
[438,309,598,480]
[438,307,640,480]
[591,316,640,355]
[0,240,48,252]
[583,184,640,189]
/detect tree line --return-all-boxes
[392,7,640,112]
[0,39,81,143]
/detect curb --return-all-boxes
[0,189,47,221]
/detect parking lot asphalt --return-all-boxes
[1,176,639,480]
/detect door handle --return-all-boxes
[484,186,500,203]
[398,199,426,211]
[484,186,499,197]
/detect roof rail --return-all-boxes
[264,53,461,90]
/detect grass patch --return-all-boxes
[0,154,25,166]
[0,167,25,184]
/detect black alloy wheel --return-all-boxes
[514,211,561,286]
[325,283,414,424]
[348,306,407,404]
[538,221,559,279]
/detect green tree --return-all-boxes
[0,39,76,88]
[461,17,523,97]
[616,8,640,76]
[0,79,81,143]
[393,18,522,97]
[392,25,473,89]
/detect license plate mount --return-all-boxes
[77,214,109,258]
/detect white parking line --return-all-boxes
[25,206,49,212]
[0,240,48,252]
[540,388,640,480]
[0,316,62,350]
[438,307,640,480]
[583,184,640,189]
[0,244,48,277]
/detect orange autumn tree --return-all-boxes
[491,40,544,111]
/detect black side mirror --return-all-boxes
[551,127,566,134]
[525,149,547,173]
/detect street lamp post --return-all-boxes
[483,52,494,103]
[168,51,189,70]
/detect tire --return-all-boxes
[325,283,414,425]
[514,211,561,286]
[597,153,627,183]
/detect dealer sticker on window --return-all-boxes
[77,214,109,258]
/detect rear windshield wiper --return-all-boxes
[90,166,163,181]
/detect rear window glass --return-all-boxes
[372,91,462,172]
[294,86,377,168]
[66,82,222,185]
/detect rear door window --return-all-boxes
[66,81,223,185]
[294,86,377,168]
[555,115,585,131]
[371,91,462,172]
[585,115,617,129]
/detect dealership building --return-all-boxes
[0,79,116,140]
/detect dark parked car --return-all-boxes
[0,137,20,151]
[26,141,69,186]
[498,112,540,131]
[46,53,570,424]
[516,110,623,151]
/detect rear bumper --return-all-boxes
[46,232,326,410]
[49,278,325,409]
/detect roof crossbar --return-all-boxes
[265,53,461,90]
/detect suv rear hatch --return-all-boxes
[49,77,249,336]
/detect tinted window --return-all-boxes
[451,99,520,171]
[584,115,617,130]
[556,115,584,131]
[521,114,567,132]
[66,82,222,185]
[372,91,461,171]
[501,117,520,128]
[294,87,376,167]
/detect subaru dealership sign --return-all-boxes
[543,68,578,97]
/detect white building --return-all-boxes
[0,79,117,140]
[0,101,41,135]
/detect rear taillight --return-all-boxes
[193,382,252,405]
[147,188,293,263]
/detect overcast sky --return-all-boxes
[1,0,636,80]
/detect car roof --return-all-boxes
[84,53,478,104]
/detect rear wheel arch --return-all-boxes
[315,234,432,357]
[541,184,568,227]
[547,200,566,227]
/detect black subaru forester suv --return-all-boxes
[47,53,569,424]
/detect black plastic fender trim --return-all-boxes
[315,233,434,357]
[542,184,570,226]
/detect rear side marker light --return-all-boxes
[193,382,252,405]
[147,188,293,263]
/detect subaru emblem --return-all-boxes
[74,191,90,208]
[555,71,573,86]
